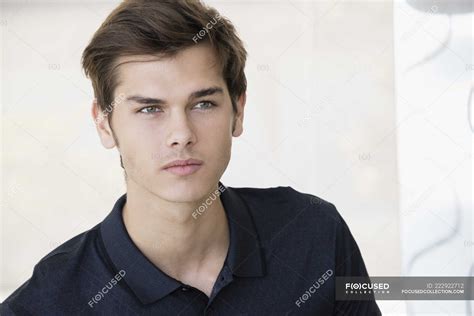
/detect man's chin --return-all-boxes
[156,178,214,203]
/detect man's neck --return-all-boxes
[122,182,230,283]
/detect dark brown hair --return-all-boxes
[82,0,247,123]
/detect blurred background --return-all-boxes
[1,0,472,314]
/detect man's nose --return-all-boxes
[165,110,197,148]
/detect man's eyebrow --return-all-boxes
[126,86,224,105]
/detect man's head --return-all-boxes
[82,0,247,202]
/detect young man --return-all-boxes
[1,1,381,315]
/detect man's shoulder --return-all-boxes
[232,184,343,223]
[1,224,103,314]
[230,186,342,249]
[230,184,351,276]
[37,223,101,271]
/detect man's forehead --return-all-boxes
[112,52,228,98]
[115,54,170,67]
[114,44,221,73]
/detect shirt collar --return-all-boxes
[100,181,266,305]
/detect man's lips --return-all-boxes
[162,158,203,169]
[164,164,202,176]
[162,158,203,176]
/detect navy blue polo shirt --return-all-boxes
[1,182,381,315]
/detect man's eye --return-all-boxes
[194,101,216,110]
[138,106,161,114]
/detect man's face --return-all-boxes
[93,43,245,203]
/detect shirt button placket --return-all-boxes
[204,306,214,315]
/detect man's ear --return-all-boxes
[232,92,246,137]
[91,98,117,149]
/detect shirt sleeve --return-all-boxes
[0,264,42,316]
[333,211,382,316]
[0,298,34,316]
